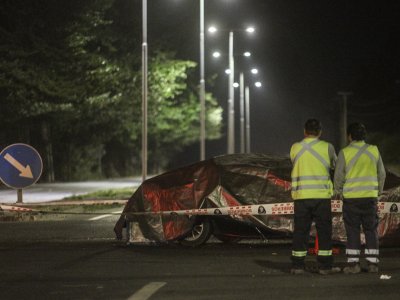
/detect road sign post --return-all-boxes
[17,189,23,203]
[0,143,43,203]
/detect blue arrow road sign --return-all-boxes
[0,143,43,189]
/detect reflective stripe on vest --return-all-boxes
[291,139,333,200]
[343,143,379,198]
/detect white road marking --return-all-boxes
[88,211,122,221]
[127,282,166,300]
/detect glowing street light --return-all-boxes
[212,51,221,58]
[246,26,255,33]
[208,26,217,33]
[243,51,251,57]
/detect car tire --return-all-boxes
[180,218,213,247]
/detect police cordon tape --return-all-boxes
[1,201,399,216]
[0,205,36,212]
[146,200,400,217]
[121,200,400,217]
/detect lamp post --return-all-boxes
[228,31,235,154]
[245,81,262,153]
[237,69,259,153]
[245,85,250,153]
[239,72,245,153]
[142,0,206,179]
[338,91,353,149]
[199,0,206,160]
[141,0,148,181]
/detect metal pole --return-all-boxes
[17,189,23,203]
[239,72,245,153]
[199,0,206,160]
[227,31,235,154]
[142,0,148,181]
[245,86,250,153]
[338,91,352,149]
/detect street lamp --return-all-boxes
[245,81,263,153]
[141,0,207,177]
[237,70,261,153]
[228,30,235,154]
[251,68,258,74]
[199,0,206,161]
[208,25,255,154]
[141,0,148,181]
[337,91,353,149]
[212,51,221,58]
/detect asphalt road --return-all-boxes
[0,213,399,300]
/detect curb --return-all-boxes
[0,199,128,207]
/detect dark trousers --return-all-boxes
[291,199,333,269]
[343,198,379,264]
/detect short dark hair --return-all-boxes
[347,122,366,141]
[304,119,322,136]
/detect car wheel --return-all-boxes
[180,218,213,247]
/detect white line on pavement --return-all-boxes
[88,211,122,221]
[127,282,166,300]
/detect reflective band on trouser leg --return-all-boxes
[346,249,360,263]
[292,250,307,257]
[365,249,379,264]
[317,249,332,256]
[366,257,379,263]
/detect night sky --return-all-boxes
[140,1,400,161]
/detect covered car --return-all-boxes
[114,153,400,247]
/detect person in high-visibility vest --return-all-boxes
[290,119,341,275]
[334,122,386,274]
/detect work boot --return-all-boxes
[290,268,305,275]
[368,264,379,273]
[318,267,341,275]
[343,263,361,274]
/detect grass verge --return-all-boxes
[63,187,135,201]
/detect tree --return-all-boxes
[0,0,223,180]
[145,53,222,171]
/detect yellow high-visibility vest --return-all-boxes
[290,138,333,200]
[342,141,379,198]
